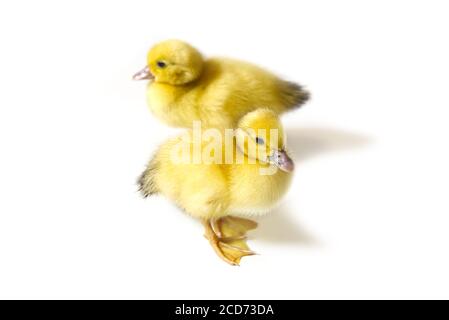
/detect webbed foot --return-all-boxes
[203,216,258,266]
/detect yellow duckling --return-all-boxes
[133,39,309,129]
[138,109,294,265]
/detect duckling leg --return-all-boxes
[202,219,239,266]
[210,218,250,241]
[210,218,222,238]
[202,218,257,266]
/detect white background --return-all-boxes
[0,0,448,299]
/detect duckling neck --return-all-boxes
[146,82,201,127]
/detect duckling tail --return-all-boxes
[279,80,310,111]
[138,156,159,197]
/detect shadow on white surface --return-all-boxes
[286,126,372,163]
[252,205,316,245]
[250,126,371,245]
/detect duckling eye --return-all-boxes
[255,137,265,145]
[157,61,166,68]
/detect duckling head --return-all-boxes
[235,109,294,172]
[133,39,204,85]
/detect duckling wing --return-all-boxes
[278,80,310,111]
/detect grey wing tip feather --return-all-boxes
[283,81,311,110]
[137,157,159,197]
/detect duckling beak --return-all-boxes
[269,149,294,172]
[132,66,154,81]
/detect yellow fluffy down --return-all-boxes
[139,109,293,220]
[144,40,309,129]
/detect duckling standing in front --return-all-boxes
[138,109,294,265]
[133,39,309,129]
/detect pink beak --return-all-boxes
[270,149,294,172]
[133,66,154,81]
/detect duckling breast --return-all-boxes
[228,165,292,216]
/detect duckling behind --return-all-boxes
[134,40,309,129]
[139,109,294,265]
